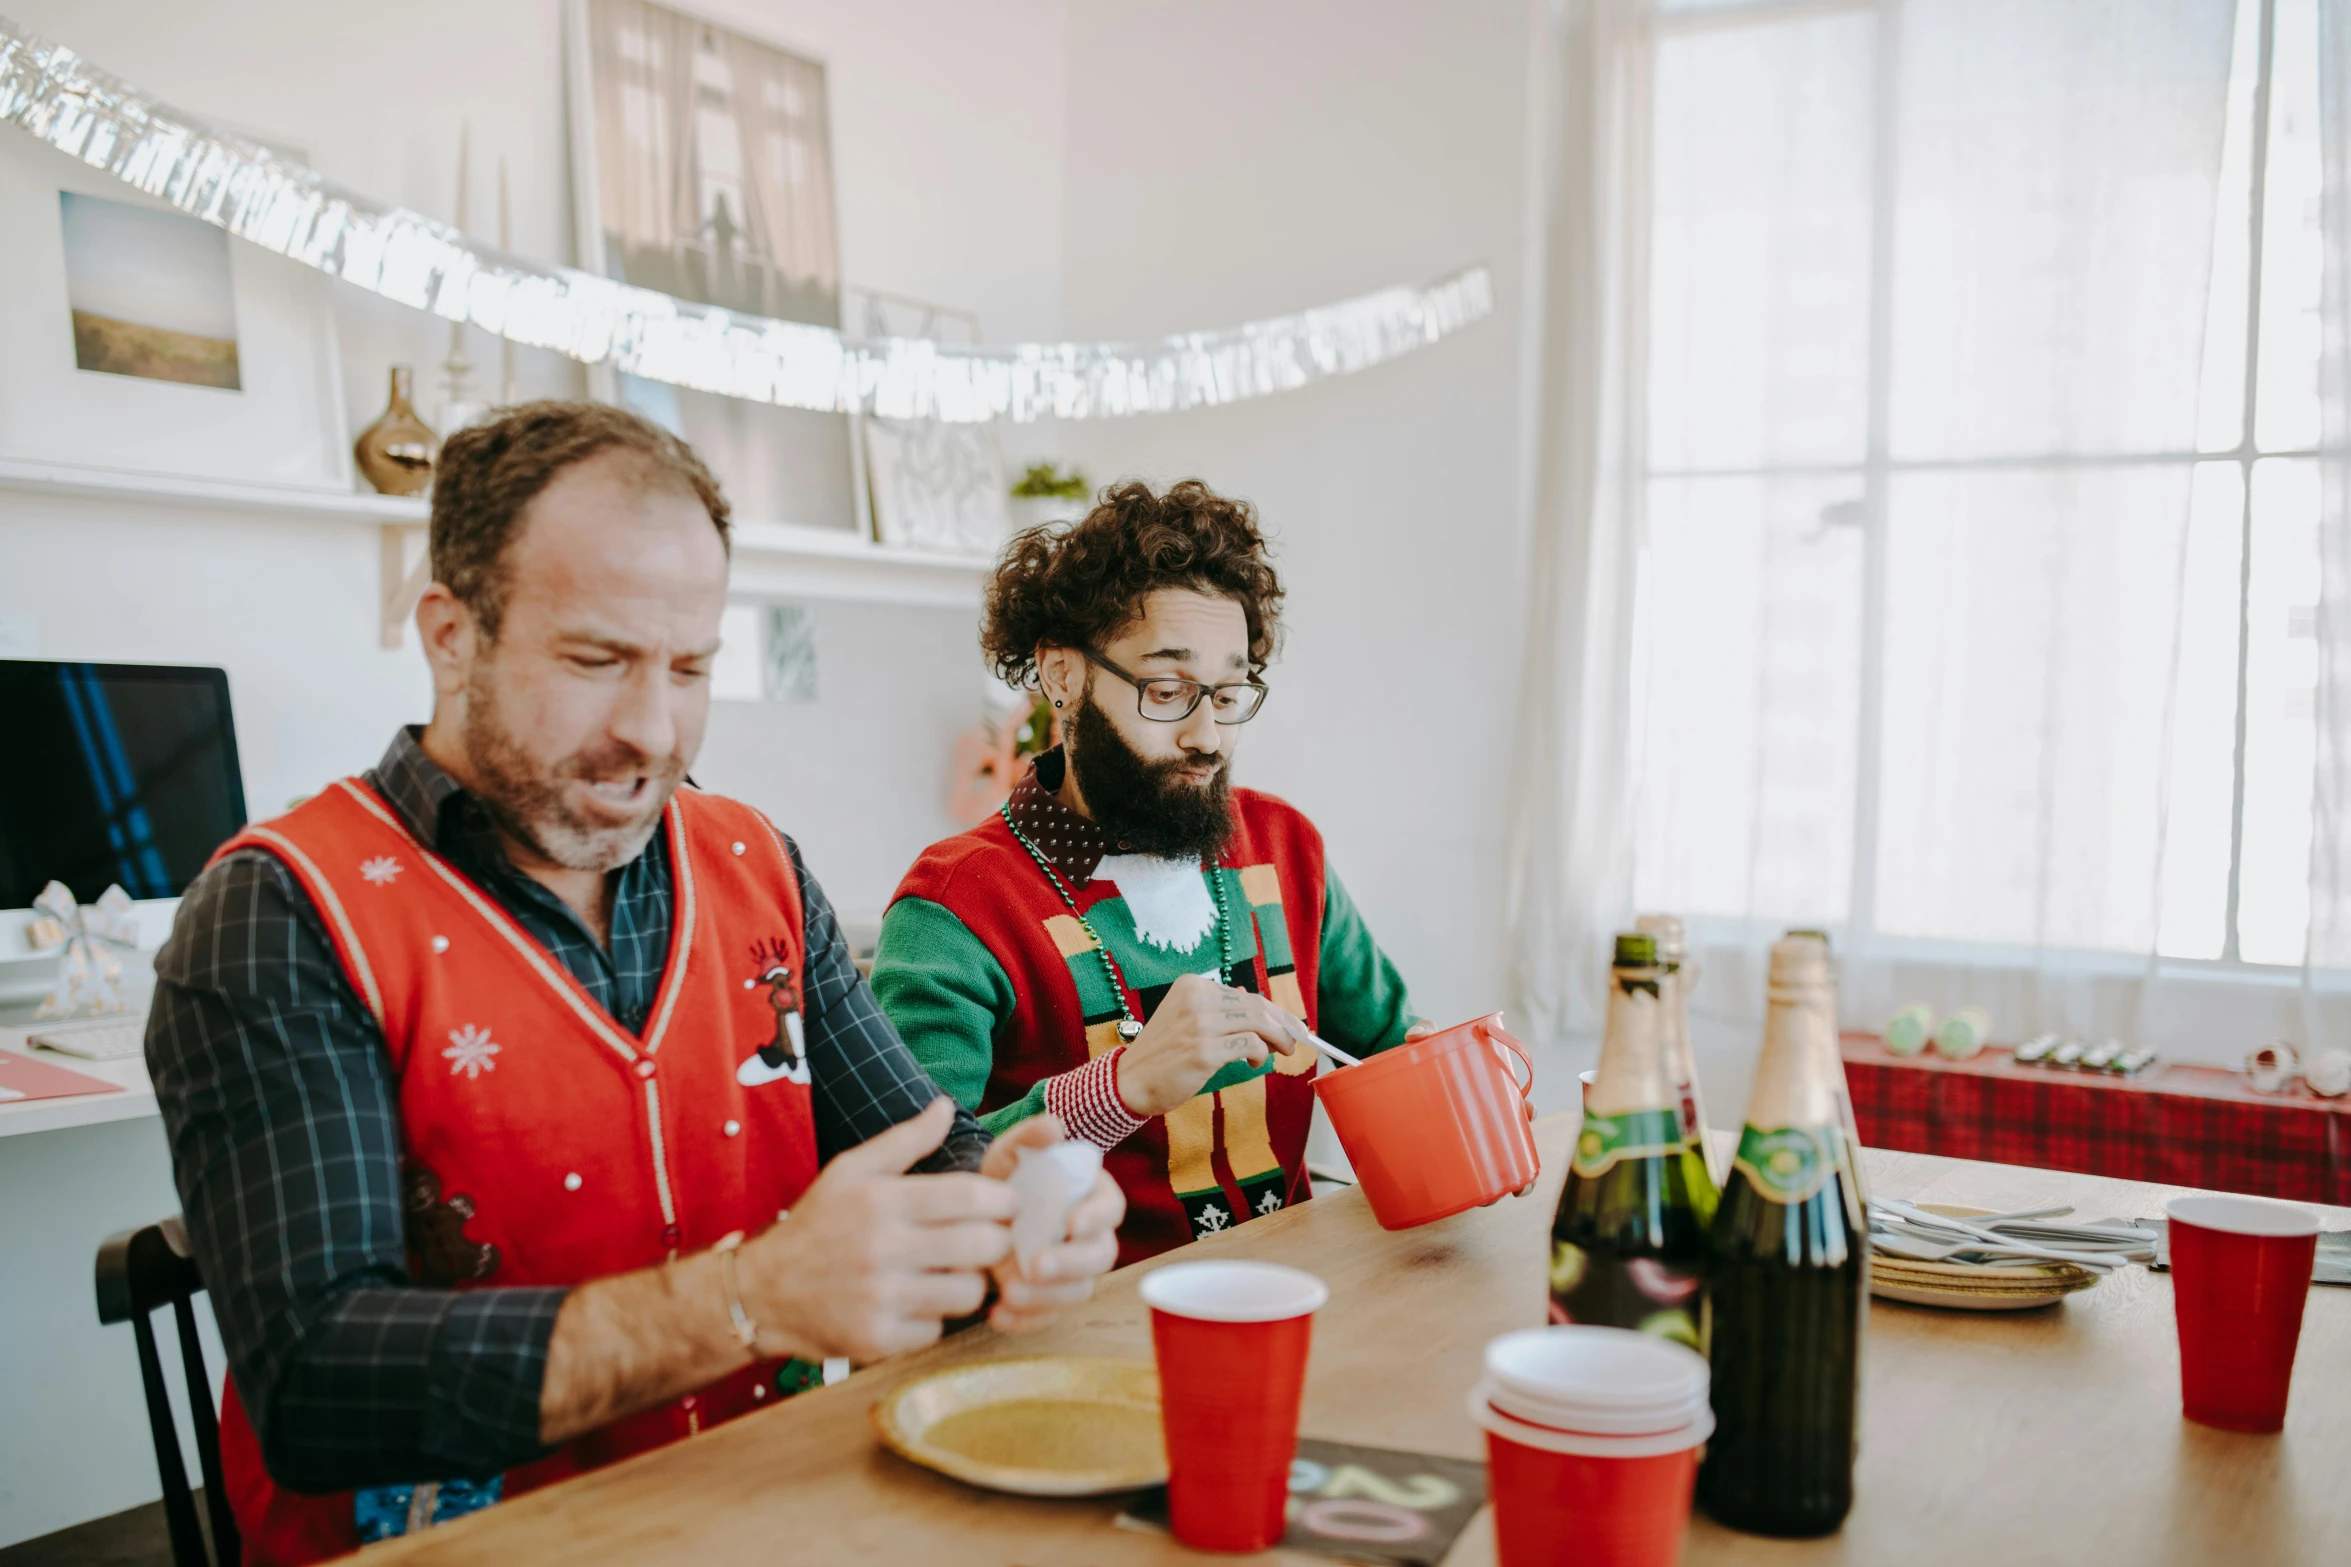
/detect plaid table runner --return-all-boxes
[1841,1035,2351,1205]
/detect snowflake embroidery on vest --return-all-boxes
[442,1024,501,1078]
[1255,1187,1285,1217]
[1194,1201,1231,1236]
[359,855,404,886]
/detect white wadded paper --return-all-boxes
[1009,1141,1106,1275]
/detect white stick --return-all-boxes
[1308,1032,1362,1068]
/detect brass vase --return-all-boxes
[354,365,439,496]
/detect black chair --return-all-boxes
[95,1216,240,1567]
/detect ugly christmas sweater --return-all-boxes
[874,750,1415,1262]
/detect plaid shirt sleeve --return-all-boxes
[147,849,565,1491]
[784,833,991,1173]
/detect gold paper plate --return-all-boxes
[871,1357,1165,1496]
[1870,1205,2101,1311]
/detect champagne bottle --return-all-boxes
[1782,929,1868,1213]
[1635,912,1716,1183]
[1548,932,1720,1348]
[1699,936,1864,1537]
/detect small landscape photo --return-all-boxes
[59,191,242,390]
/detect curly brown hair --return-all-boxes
[431,400,730,639]
[981,479,1285,688]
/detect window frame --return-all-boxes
[1641,0,2342,984]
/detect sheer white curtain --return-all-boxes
[2316,0,2351,991]
[1505,0,1655,1044]
[1509,0,2351,1063]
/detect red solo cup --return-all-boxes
[1139,1260,1329,1553]
[1468,1327,1710,1567]
[2167,1194,2320,1432]
[1470,1392,1706,1567]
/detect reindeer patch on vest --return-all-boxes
[738,938,810,1087]
[403,1164,499,1285]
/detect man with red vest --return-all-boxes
[145,402,1121,1564]
[873,480,1428,1265]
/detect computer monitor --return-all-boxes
[0,660,248,908]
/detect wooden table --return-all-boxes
[365,1117,2350,1565]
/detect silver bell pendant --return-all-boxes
[1117,1019,1144,1043]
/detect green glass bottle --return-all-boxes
[1548,932,1720,1349]
[1700,936,1865,1537]
[1636,912,1717,1185]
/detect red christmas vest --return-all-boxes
[208,779,820,1565]
[893,789,1327,1265]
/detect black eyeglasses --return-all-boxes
[1085,650,1269,724]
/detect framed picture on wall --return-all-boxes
[862,416,1011,558]
[840,284,1009,558]
[0,130,353,492]
[564,0,859,533]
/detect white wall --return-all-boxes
[0,0,1071,910]
[694,603,994,924]
[1057,0,1540,1035]
[0,0,1554,1545]
[0,1,1070,1547]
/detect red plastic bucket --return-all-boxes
[1313,1013,1539,1230]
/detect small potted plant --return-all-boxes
[1008,462,1092,532]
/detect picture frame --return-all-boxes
[861,415,1012,559]
[840,284,1008,558]
[563,0,858,533]
[0,129,353,493]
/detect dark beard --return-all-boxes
[1064,690,1235,860]
[461,657,684,873]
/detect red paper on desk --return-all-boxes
[0,1048,124,1102]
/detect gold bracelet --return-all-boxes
[713,1230,758,1354]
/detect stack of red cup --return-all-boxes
[1139,1259,1329,1554]
[2166,1193,2321,1433]
[1469,1326,1711,1567]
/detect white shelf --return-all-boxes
[727,520,992,609]
[0,456,425,522]
[0,458,992,613]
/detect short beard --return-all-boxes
[460,657,684,874]
[1064,687,1235,861]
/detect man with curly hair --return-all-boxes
[872,479,1427,1262]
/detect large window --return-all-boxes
[1630,0,2326,969]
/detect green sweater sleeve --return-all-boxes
[1314,867,1418,1055]
[869,896,1050,1136]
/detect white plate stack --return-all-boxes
[1468,1326,1713,1457]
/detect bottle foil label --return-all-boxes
[1572,1107,1685,1179]
[1732,1125,1842,1206]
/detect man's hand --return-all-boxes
[1115,973,1311,1120]
[734,1097,1018,1364]
[978,1114,1126,1332]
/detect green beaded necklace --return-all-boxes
[999,801,1235,1043]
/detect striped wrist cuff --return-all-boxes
[1044,1048,1150,1150]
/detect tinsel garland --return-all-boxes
[0,16,1493,423]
